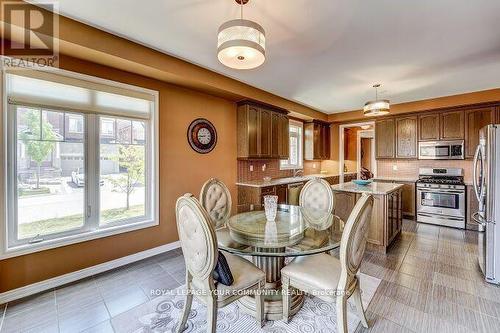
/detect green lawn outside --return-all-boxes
[19,205,145,239]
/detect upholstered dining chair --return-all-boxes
[175,194,266,333]
[200,178,232,229]
[281,193,374,333]
[299,177,334,213]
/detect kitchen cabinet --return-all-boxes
[332,191,357,223]
[259,109,272,157]
[386,190,402,244]
[395,116,418,159]
[440,110,465,140]
[375,118,395,158]
[465,107,494,158]
[237,101,289,159]
[331,184,403,253]
[418,113,440,141]
[375,179,415,218]
[304,120,330,160]
[275,184,288,204]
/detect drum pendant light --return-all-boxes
[217,0,266,69]
[363,84,390,116]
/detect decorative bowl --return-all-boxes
[353,179,373,186]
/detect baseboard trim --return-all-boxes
[0,241,181,304]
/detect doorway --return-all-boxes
[339,121,376,183]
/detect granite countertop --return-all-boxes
[236,173,355,188]
[331,181,405,195]
[373,176,418,183]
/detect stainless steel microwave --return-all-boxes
[418,140,464,160]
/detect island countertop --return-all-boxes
[236,173,356,188]
[331,181,405,195]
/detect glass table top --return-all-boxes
[217,205,344,257]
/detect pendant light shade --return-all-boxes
[217,1,266,69]
[363,84,390,116]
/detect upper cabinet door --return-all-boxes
[375,118,395,159]
[418,113,440,141]
[440,110,464,140]
[322,123,331,159]
[395,116,418,158]
[259,108,272,157]
[465,107,494,158]
[271,112,280,158]
[279,114,290,159]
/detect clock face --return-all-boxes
[197,128,211,145]
[187,118,217,154]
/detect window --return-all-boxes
[68,115,84,134]
[280,120,303,170]
[3,69,158,255]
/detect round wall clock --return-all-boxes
[187,118,217,154]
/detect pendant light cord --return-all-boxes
[240,1,243,19]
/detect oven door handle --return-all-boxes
[417,189,465,194]
[417,212,464,221]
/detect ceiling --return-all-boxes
[32,0,500,114]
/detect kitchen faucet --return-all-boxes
[293,169,303,177]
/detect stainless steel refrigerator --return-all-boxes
[473,124,500,284]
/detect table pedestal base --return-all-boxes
[238,247,304,320]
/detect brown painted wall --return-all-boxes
[0,55,237,292]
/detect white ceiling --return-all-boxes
[33,0,500,114]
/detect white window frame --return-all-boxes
[280,119,303,170]
[0,68,159,259]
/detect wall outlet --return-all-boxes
[249,165,253,172]
[313,163,317,169]
[392,164,398,171]
[262,164,266,171]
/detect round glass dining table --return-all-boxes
[216,204,345,320]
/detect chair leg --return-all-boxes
[255,281,265,327]
[176,291,193,333]
[282,276,291,323]
[352,284,369,328]
[206,295,218,333]
[336,294,348,333]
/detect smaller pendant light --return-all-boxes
[217,0,266,69]
[363,84,390,116]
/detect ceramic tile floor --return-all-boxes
[1,220,500,332]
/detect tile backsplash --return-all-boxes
[237,160,323,182]
[377,159,473,182]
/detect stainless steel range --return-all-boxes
[416,167,466,229]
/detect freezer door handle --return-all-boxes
[472,211,494,225]
[473,144,484,203]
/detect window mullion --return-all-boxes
[86,114,100,230]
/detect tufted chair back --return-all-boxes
[337,194,373,290]
[200,178,232,229]
[299,178,334,213]
[176,194,218,289]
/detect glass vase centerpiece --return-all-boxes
[263,195,278,222]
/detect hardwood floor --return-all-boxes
[356,219,500,333]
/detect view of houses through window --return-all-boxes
[15,107,147,243]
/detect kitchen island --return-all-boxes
[331,181,404,253]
